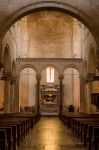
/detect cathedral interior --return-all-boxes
[0,1,99,150]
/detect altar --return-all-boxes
[40,85,60,113]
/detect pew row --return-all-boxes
[0,112,41,150]
[59,112,99,150]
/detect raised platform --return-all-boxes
[41,112,59,117]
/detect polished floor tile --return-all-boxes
[18,117,86,150]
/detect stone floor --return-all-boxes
[18,117,86,150]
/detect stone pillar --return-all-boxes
[10,80,13,112]
[36,74,41,113]
[0,42,3,63]
[86,83,91,113]
[80,75,85,112]
[59,75,64,114]
[3,73,17,113]
[4,74,11,113]
[10,77,16,112]
[14,76,20,112]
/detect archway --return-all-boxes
[19,68,36,112]
[3,10,96,60]
[63,67,80,112]
[3,45,12,113]
[1,1,98,47]
[2,6,97,114]
[40,66,59,114]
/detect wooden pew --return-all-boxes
[92,127,99,150]
[70,117,99,150]
[0,129,7,150]
[0,112,41,150]
[60,112,99,150]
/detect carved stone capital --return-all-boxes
[3,72,16,83]
[3,72,12,80]
[58,75,64,82]
[36,74,41,82]
[86,71,99,83]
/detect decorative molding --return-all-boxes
[58,75,64,81]
[16,58,83,62]
[36,74,41,81]
[86,67,99,83]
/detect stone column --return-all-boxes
[10,80,13,112]
[10,77,16,112]
[36,74,41,113]
[14,76,20,112]
[59,75,64,114]
[4,73,11,113]
[80,75,85,112]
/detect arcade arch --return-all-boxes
[63,67,80,112]
[19,67,36,112]
[1,7,97,114]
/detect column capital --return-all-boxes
[59,74,64,81]
[3,71,12,80]
[3,72,17,83]
[36,74,41,81]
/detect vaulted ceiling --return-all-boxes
[0,0,99,47]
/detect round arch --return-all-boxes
[63,64,81,75]
[18,64,37,74]
[63,66,80,112]
[40,64,59,75]
[19,67,37,112]
[1,1,98,46]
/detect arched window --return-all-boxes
[46,67,54,83]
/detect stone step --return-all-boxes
[41,112,59,116]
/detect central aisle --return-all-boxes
[18,117,86,150]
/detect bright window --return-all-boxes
[46,67,54,83]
